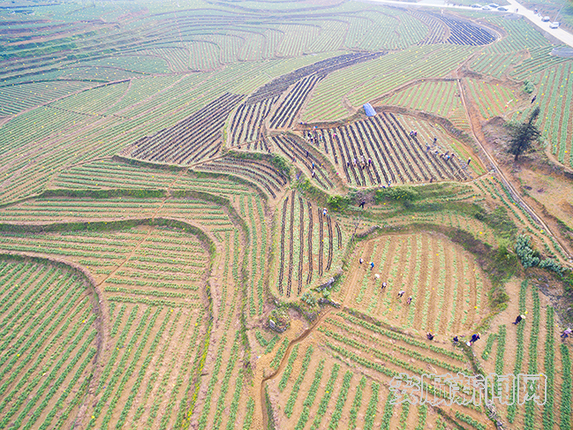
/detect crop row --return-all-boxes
[427,13,496,46]
[560,344,571,430]
[328,370,353,429]
[344,11,427,51]
[271,133,333,189]
[413,11,448,45]
[524,284,541,429]
[0,80,91,117]
[304,44,474,123]
[338,311,466,360]
[324,318,467,374]
[324,341,474,408]
[195,155,287,199]
[0,261,98,429]
[467,79,515,119]
[246,51,382,105]
[128,92,242,165]
[292,357,325,429]
[284,346,314,418]
[228,97,277,147]
[315,113,469,187]
[306,363,340,430]
[275,191,339,297]
[278,344,299,391]
[269,75,323,129]
[382,80,469,130]
[532,61,573,167]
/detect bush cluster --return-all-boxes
[374,185,419,203]
[515,235,563,274]
[515,235,540,268]
[523,80,535,94]
[326,195,350,212]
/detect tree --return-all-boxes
[507,107,541,161]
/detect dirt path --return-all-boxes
[457,76,572,264]
[366,0,573,48]
[258,247,364,428]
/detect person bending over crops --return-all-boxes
[512,314,525,325]
[427,332,435,340]
[466,333,480,346]
[397,290,405,298]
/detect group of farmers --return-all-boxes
[357,257,573,345]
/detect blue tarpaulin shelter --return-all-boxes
[363,103,376,117]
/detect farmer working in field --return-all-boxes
[467,333,480,346]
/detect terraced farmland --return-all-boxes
[125,92,243,165]
[271,190,345,298]
[1,1,572,429]
[336,232,486,335]
[309,113,473,187]
[0,259,99,429]
[380,80,470,130]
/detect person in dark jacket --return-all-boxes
[512,315,525,325]
[467,333,480,346]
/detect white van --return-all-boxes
[541,16,551,22]
[549,22,560,29]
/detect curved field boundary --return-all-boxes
[0,215,220,427]
[195,157,287,199]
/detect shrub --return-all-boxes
[327,195,350,212]
[523,80,535,94]
[301,292,317,307]
[539,258,563,274]
[515,235,564,275]
[374,186,418,203]
[271,155,291,176]
[515,235,540,268]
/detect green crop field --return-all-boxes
[1,0,573,428]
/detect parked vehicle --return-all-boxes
[497,6,508,11]
[482,5,492,10]
[471,3,482,8]
[488,3,499,8]
[550,21,560,28]
[542,16,551,22]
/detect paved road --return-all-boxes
[363,0,573,47]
